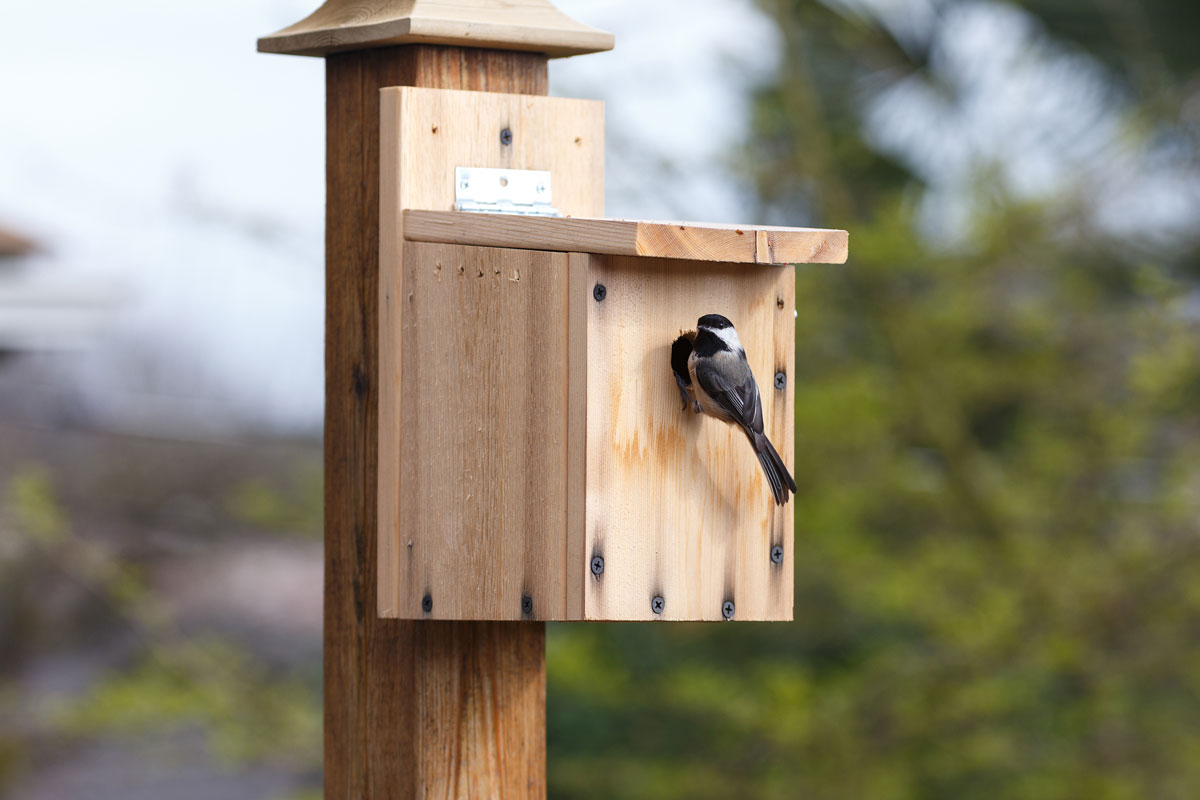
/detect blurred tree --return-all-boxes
[548,2,1200,798]
[0,463,321,798]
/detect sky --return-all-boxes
[0,0,778,436]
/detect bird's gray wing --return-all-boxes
[694,357,765,435]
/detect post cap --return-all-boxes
[258,0,614,58]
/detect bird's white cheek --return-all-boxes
[716,327,744,351]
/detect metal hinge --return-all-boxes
[454,167,561,217]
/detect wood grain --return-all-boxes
[384,243,583,620]
[403,209,850,265]
[324,45,548,800]
[414,622,545,798]
[379,87,604,621]
[585,255,796,621]
[260,0,614,58]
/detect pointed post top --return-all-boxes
[258,0,614,58]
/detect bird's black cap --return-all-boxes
[698,313,734,330]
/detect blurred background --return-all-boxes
[2,0,1199,798]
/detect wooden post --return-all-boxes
[259,4,612,798]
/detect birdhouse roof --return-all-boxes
[259,0,614,58]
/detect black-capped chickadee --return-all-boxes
[671,314,797,506]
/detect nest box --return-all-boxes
[378,87,847,622]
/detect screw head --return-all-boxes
[590,556,605,576]
[651,596,665,614]
[774,372,787,391]
[722,601,735,620]
[421,594,433,613]
[771,546,784,565]
[593,283,607,302]
[521,595,534,615]
[500,128,513,146]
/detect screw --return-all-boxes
[459,176,470,190]
[593,283,607,302]
[421,594,433,614]
[590,556,605,576]
[771,546,784,565]
[774,372,787,391]
[651,596,665,615]
[500,128,513,146]
[521,595,534,615]
[722,601,735,620]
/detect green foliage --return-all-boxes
[226,464,323,538]
[6,465,67,547]
[56,640,320,768]
[1,465,321,792]
[549,2,1200,798]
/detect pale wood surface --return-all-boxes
[404,209,849,265]
[260,0,614,57]
[585,255,796,621]
[379,87,604,621]
[322,46,549,800]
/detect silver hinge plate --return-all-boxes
[454,167,561,217]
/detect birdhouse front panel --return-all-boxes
[584,255,795,621]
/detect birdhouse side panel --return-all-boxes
[584,255,795,621]
[378,242,586,620]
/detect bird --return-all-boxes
[671,314,796,505]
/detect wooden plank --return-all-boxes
[584,255,795,621]
[260,0,614,58]
[379,86,604,622]
[324,45,548,800]
[388,242,575,620]
[565,252,589,620]
[403,209,849,265]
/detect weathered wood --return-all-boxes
[259,0,614,58]
[324,44,549,800]
[379,244,796,622]
[403,209,850,265]
[383,243,583,620]
[378,87,604,621]
[585,255,795,621]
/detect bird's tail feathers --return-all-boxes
[752,432,797,506]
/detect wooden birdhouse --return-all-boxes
[263,0,850,794]
[376,87,847,622]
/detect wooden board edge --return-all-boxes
[403,209,849,265]
[565,252,589,620]
[378,86,404,618]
